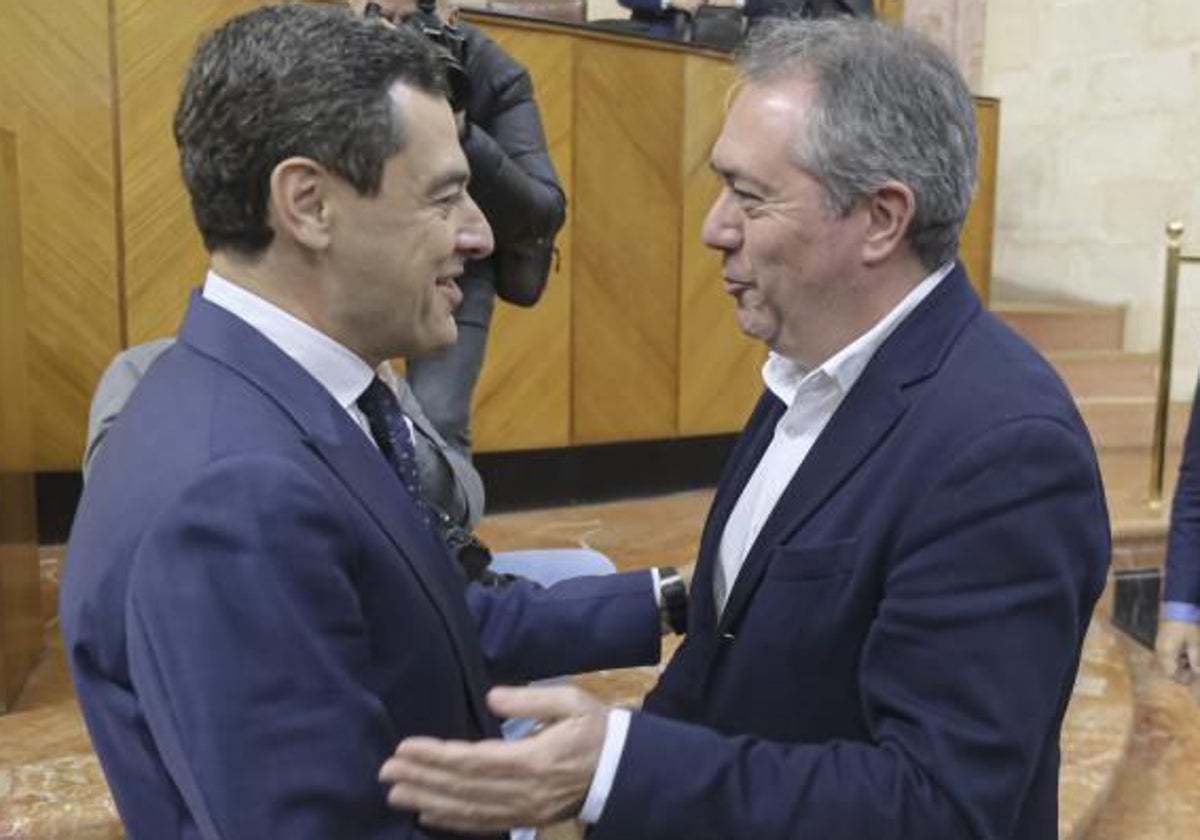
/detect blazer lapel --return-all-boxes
[178,293,497,732]
[715,267,982,633]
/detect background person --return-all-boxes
[349,0,566,455]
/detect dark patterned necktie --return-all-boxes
[357,376,432,527]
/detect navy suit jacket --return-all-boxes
[61,294,660,840]
[592,267,1111,839]
[1165,382,1200,609]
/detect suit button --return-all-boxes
[720,631,736,642]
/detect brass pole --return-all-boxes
[1150,221,1185,509]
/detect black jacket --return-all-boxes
[458,23,565,293]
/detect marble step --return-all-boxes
[1082,636,1200,839]
[995,303,1126,354]
[1059,617,1137,840]
[1078,399,1191,450]
[1098,446,1183,513]
[1049,351,1159,400]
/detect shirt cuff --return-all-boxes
[650,567,662,607]
[579,708,631,824]
[1163,601,1200,623]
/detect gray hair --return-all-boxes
[174,4,448,255]
[737,17,978,270]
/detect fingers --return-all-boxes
[485,684,599,722]
[1156,621,1200,683]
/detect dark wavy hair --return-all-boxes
[174,3,448,255]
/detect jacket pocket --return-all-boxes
[764,537,858,582]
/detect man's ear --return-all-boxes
[268,157,332,251]
[860,181,916,266]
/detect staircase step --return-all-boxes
[1098,446,1183,511]
[1078,399,1191,450]
[996,303,1126,353]
[1050,351,1159,400]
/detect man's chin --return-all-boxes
[406,324,458,359]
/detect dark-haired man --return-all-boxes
[60,7,662,838]
[383,17,1110,840]
[347,0,565,455]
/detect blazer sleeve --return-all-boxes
[125,455,453,840]
[1166,388,1200,607]
[618,0,670,13]
[461,38,566,247]
[466,570,662,684]
[592,417,1110,840]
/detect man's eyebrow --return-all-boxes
[425,168,470,195]
[709,161,770,194]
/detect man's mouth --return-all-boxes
[436,275,463,309]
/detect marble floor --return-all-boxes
[2,489,1199,838]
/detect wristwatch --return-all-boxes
[657,566,689,635]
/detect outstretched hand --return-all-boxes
[1156,619,1199,684]
[380,685,609,833]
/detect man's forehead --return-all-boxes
[711,78,813,170]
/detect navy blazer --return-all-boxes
[1165,381,1200,609]
[61,294,660,840]
[592,267,1110,839]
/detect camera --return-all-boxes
[364,1,471,115]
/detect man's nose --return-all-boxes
[458,195,494,260]
[702,188,741,253]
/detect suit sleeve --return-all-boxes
[618,0,669,13]
[592,417,1109,840]
[466,571,662,684]
[1166,388,1200,607]
[125,455,449,840]
[462,49,565,247]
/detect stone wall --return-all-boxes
[983,0,1200,395]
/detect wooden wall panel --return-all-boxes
[0,129,42,711]
[961,97,998,304]
[470,27,573,451]
[573,41,683,443]
[117,0,262,344]
[677,56,764,437]
[0,0,121,470]
[875,0,905,25]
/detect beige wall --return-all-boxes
[984,0,1200,396]
[905,0,987,89]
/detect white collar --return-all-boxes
[763,262,955,407]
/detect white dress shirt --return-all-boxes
[580,261,954,824]
[202,271,381,441]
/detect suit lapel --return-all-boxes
[714,267,982,633]
[178,293,497,732]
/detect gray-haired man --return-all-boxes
[382,17,1109,840]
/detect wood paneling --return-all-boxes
[962,97,998,304]
[573,41,684,443]
[875,0,905,25]
[0,0,121,470]
[470,27,573,451]
[117,0,262,344]
[677,56,764,436]
[0,129,42,712]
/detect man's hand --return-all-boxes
[380,685,609,833]
[1156,619,1200,684]
[669,0,707,15]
